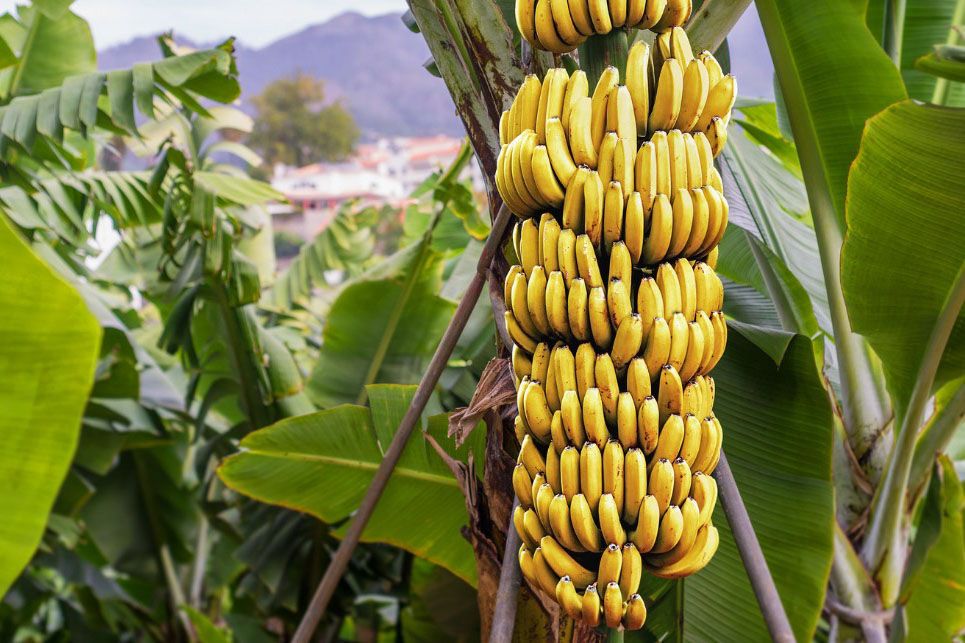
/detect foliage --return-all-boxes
[248,73,359,167]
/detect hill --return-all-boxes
[97,12,464,138]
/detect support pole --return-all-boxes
[291,205,514,643]
[488,498,523,643]
[714,451,795,642]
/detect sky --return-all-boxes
[0,0,404,48]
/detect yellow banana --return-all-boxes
[607,84,636,141]
[567,278,591,342]
[649,457,676,513]
[647,523,719,578]
[624,191,646,264]
[575,342,596,400]
[591,68,620,151]
[582,584,602,626]
[669,26,694,65]
[538,213,560,271]
[608,0,627,27]
[549,0,585,47]
[670,457,692,506]
[587,0,614,34]
[681,378,702,418]
[656,262,682,317]
[648,497,699,566]
[654,413,684,462]
[693,131,714,182]
[595,352,620,424]
[518,132,546,210]
[602,181,624,251]
[638,395,660,455]
[691,471,718,526]
[544,349,561,412]
[561,69,589,131]
[519,433,546,479]
[527,265,551,336]
[598,545,621,599]
[584,170,605,249]
[636,276,665,340]
[588,286,613,351]
[634,141,656,210]
[667,129,688,194]
[624,593,647,630]
[599,493,627,546]
[627,358,652,406]
[674,258,697,321]
[626,0,647,27]
[707,416,723,473]
[620,542,643,597]
[533,546,562,595]
[515,504,538,550]
[511,271,540,337]
[613,137,635,195]
[604,581,624,628]
[707,165,724,193]
[695,311,716,375]
[513,462,535,509]
[557,227,579,283]
[697,74,737,131]
[535,0,573,54]
[524,506,547,545]
[546,271,571,340]
[515,74,543,136]
[555,344,578,396]
[524,380,554,442]
[603,439,626,517]
[607,277,632,329]
[680,411,702,466]
[580,441,603,512]
[654,0,693,31]
[506,310,538,353]
[518,544,540,591]
[676,58,708,133]
[652,504,684,553]
[531,342,552,384]
[560,444,581,500]
[504,264,523,308]
[623,447,647,523]
[571,493,604,551]
[617,391,639,449]
[642,316,672,376]
[516,0,539,53]
[608,240,632,284]
[531,144,566,207]
[667,315,689,379]
[569,96,597,168]
[573,235,601,292]
[545,117,577,186]
[597,132,617,187]
[701,186,724,256]
[683,188,710,257]
[556,576,584,620]
[562,167,588,238]
[691,416,719,473]
[679,321,705,381]
[536,481,555,531]
[547,425,564,484]
[512,344,532,383]
[550,493,585,551]
[638,0,667,29]
[707,311,727,372]
[667,188,694,258]
[499,109,510,146]
[583,386,610,450]
[683,133,704,188]
[631,494,661,552]
[626,41,650,136]
[519,217,540,277]
[568,0,596,36]
[642,194,673,264]
[560,392,586,449]
[649,58,683,133]
[705,115,728,158]
[699,50,723,87]
[612,314,644,371]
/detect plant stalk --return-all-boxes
[686,0,753,53]
[861,265,965,581]
[908,383,965,496]
[488,497,523,643]
[931,0,965,105]
[828,523,887,643]
[713,452,795,643]
[882,0,907,68]
[290,205,513,643]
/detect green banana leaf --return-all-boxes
[400,559,480,641]
[685,327,834,642]
[901,457,965,641]
[841,101,965,413]
[0,214,101,595]
[0,3,95,98]
[755,0,906,230]
[306,239,456,408]
[218,384,485,586]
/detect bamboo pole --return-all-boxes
[488,498,523,643]
[290,204,514,643]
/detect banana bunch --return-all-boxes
[516,0,693,54]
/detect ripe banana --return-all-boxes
[649,458,675,515]
[654,413,684,462]
[541,535,597,588]
[518,434,546,479]
[623,447,647,523]
[667,129,688,194]
[595,352,620,424]
[649,58,683,133]
[697,74,737,132]
[620,542,643,597]
[705,115,728,158]
[574,342,596,399]
[624,191,646,264]
[569,97,597,168]
[597,132,617,188]
[531,144,566,207]
[576,234,603,287]
[684,188,710,257]
[602,181,624,251]
[677,58,709,132]
[582,583,602,626]
[679,412,702,466]
[549,0,584,47]
[506,310,538,353]
[667,188,694,258]
[587,0,613,34]
[630,494,660,552]
[602,439,625,516]
[590,67,619,150]
[638,396,660,455]
[535,0,574,54]
[560,444,581,500]
[550,493,585,551]
[626,42,650,138]
[627,358,652,406]
[567,278,591,342]
[514,462,535,509]
[652,503,684,553]
[624,593,647,630]
[642,194,673,264]
[547,426,564,482]
[554,344,578,397]
[675,258,697,321]
[533,546,562,596]
[691,471,718,526]
[647,523,719,579]
[642,316,671,376]
[580,441,603,512]
[568,0,595,37]
[634,141,656,210]
[654,0,692,31]
[648,497,699,566]
[603,582,624,629]
[556,576,584,620]
[607,278,632,329]
[636,276,664,340]
[609,240,632,284]
[557,228,580,283]
[584,170,605,249]
[583,387,610,449]
[527,266,552,336]
[679,321,705,381]
[670,457,692,506]
[612,314,644,371]
[546,271,571,339]
[599,493,626,546]
[518,217,539,277]
[571,493,604,551]
[588,286,613,351]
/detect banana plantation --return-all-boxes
[0,0,962,641]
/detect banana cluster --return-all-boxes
[516,0,693,54]
[496,14,736,632]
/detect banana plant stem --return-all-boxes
[489,497,523,643]
[714,452,795,642]
[932,0,965,105]
[290,204,514,643]
[861,265,965,574]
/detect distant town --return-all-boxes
[268,135,485,242]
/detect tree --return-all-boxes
[248,73,360,167]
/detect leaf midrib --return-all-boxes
[237,446,459,488]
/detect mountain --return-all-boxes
[97,12,464,138]
[97,9,774,140]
